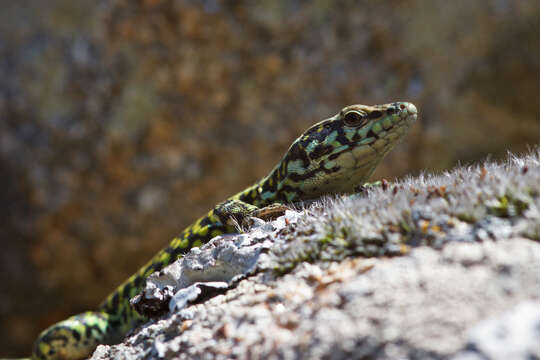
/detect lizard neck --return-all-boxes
[234,159,304,207]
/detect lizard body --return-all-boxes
[32,102,417,359]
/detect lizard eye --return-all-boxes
[343,111,367,127]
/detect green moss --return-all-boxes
[487,195,529,218]
[456,213,477,223]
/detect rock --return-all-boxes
[91,151,540,360]
[453,301,540,360]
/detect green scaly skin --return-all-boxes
[31,102,417,359]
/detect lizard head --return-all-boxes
[269,102,417,202]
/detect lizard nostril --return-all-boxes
[400,104,406,109]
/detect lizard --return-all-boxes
[31,101,417,360]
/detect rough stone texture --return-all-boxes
[91,152,539,359]
[453,301,540,360]
[3,0,540,356]
[131,211,300,318]
[90,239,540,360]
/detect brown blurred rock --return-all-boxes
[1,0,540,356]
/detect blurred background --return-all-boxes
[1,0,539,356]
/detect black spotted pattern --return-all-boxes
[33,102,415,360]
